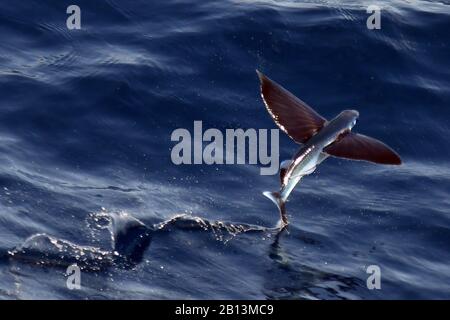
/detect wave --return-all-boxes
[5,210,272,270]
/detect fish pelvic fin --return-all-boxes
[263,191,288,227]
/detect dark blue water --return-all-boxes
[0,0,449,299]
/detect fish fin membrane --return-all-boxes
[257,70,327,144]
[263,191,288,226]
[324,132,402,165]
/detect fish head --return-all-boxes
[339,109,359,130]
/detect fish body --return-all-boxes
[280,110,358,201]
[257,71,401,227]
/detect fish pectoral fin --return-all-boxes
[324,132,402,165]
[257,70,328,144]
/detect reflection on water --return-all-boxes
[265,228,364,299]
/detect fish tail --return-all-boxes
[263,191,288,227]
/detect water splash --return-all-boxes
[7,210,271,270]
[155,213,269,243]
[8,233,113,271]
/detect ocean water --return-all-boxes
[0,0,449,299]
